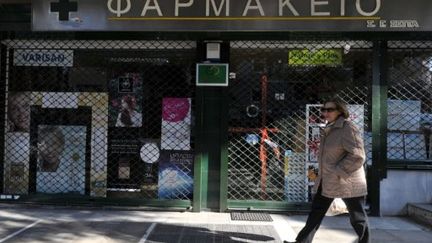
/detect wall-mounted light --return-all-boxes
[206,42,221,60]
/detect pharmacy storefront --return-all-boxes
[1,0,431,215]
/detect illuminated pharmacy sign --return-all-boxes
[33,0,426,31]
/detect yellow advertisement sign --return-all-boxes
[289,49,342,66]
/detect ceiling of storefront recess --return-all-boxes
[0,0,31,31]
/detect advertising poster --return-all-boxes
[42,92,79,109]
[307,127,321,162]
[118,158,131,180]
[348,105,365,136]
[364,132,372,165]
[107,139,140,189]
[7,92,31,133]
[161,98,191,150]
[90,127,108,174]
[36,125,87,194]
[108,73,143,127]
[158,151,194,200]
[283,152,308,202]
[111,138,140,155]
[3,133,30,194]
[404,133,427,160]
[387,132,405,160]
[388,99,421,131]
[80,92,109,197]
[140,139,161,185]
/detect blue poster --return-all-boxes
[158,151,193,200]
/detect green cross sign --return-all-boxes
[196,63,229,87]
[50,0,78,21]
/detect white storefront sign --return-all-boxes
[14,49,73,67]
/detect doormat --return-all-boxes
[230,212,273,222]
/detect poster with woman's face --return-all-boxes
[108,73,143,127]
[7,92,31,133]
[36,125,87,195]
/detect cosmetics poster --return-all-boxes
[140,139,161,184]
[3,133,30,194]
[161,98,191,150]
[158,151,193,200]
[7,92,30,133]
[36,125,87,194]
[80,92,109,197]
[108,73,143,127]
[117,157,131,180]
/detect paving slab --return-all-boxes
[2,221,152,243]
[287,214,432,243]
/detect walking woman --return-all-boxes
[285,98,370,243]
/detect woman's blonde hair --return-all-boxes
[323,98,349,119]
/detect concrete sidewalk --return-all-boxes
[0,204,431,242]
[283,214,432,243]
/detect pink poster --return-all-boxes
[161,98,191,150]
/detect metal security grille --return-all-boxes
[228,40,373,203]
[1,37,196,201]
[387,41,432,162]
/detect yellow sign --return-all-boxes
[289,49,342,66]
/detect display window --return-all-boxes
[227,41,373,203]
[2,40,196,200]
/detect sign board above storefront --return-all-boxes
[289,49,342,66]
[13,49,74,67]
[196,63,229,87]
[33,0,430,32]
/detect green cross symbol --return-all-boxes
[51,0,78,21]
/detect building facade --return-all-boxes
[0,0,431,216]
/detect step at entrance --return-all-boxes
[407,203,432,226]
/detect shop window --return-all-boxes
[228,41,372,202]
[3,40,196,202]
[387,43,432,163]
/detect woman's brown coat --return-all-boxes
[313,117,367,198]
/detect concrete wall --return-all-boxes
[380,170,432,216]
